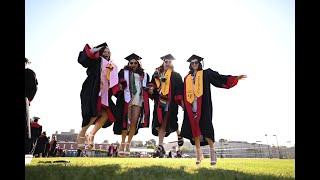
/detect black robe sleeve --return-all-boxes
[78,44,100,68]
[147,71,158,100]
[207,68,238,89]
[118,69,127,88]
[172,72,184,105]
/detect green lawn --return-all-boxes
[25,158,295,180]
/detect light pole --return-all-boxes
[256,141,263,158]
[287,141,291,147]
[265,134,271,158]
[273,135,282,159]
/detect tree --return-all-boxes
[145,139,156,146]
[147,144,156,149]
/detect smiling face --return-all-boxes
[129,59,139,71]
[101,47,111,59]
[163,59,172,70]
[190,59,200,71]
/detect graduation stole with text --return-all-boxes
[186,70,203,104]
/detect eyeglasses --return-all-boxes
[164,61,172,64]
[191,61,199,65]
[130,62,138,65]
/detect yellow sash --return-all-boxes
[186,70,203,103]
[161,68,172,96]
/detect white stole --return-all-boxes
[100,57,118,106]
[123,70,147,103]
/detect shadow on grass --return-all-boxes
[26,164,294,180]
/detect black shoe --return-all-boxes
[153,145,165,158]
[178,135,184,147]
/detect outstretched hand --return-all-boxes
[237,74,247,80]
[90,47,103,54]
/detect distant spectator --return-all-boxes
[77,149,82,157]
[108,144,114,157]
[35,132,49,157]
[176,149,182,158]
[48,136,57,157]
[44,136,50,157]
[114,144,119,157]
[30,117,42,154]
[61,150,66,157]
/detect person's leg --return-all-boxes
[119,131,127,157]
[153,112,169,157]
[205,137,217,165]
[126,105,141,154]
[119,105,132,156]
[176,129,184,146]
[87,109,109,149]
[176,129,180,136]
[77,116,97,150]
[158,112,169,146]
[194,136,204,164]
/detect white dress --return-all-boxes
[129,73,143,107]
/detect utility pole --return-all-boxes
[265,134,271,158]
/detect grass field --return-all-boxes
[25,157,295,180]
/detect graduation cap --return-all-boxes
[124,53,142,61]
[187,54,204,62]
[160,54,175,61]
[94,42,108,48]
[32,116,40,120]
[25,57,31,64]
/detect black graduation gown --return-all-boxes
[35,134,48,155]
[30,122,42,153]
[180,68,239,146]
[113,69,150,135]
[25,68,38,101]
[25,68,38,151]
[148,70,184,137]
[78,44,118,128]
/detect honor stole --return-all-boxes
[184,70,204,137]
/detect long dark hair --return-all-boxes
[124,61,144,76]
[156,63,174,74]
[188,62,203,75]
[98,47,107,56]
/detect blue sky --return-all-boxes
[25,0,295,147]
